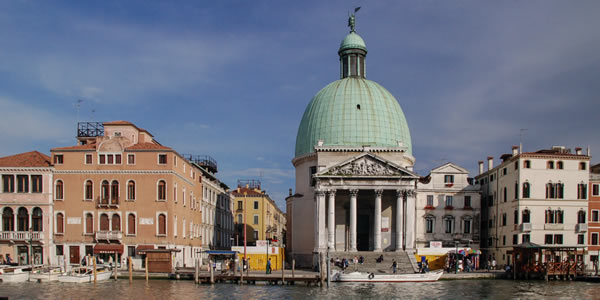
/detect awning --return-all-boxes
[94,244,124,254]
[204,250,239,255]
[136,245,154,255]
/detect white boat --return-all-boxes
[58,266,113,283]
[29,266,64,282]
[333,269,444,283]
[0,266,30,283]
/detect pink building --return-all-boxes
[0,151,54,265]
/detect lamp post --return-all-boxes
[243,192,247,270]
[266,237,271,274]
[455,240,459,274]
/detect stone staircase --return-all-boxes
[328,251,417,274]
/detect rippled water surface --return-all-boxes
[2,279,600,299]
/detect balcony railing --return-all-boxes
[519,223,532,232]
[544,223,564,230]
[0,231,44,241]
[576,223,588,233]
[97,196,119,208]
[95,231,123,241]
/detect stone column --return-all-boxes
[314,190,326,252]
[327,190,336,250]
[395,190,404,251]
[405,189,416,250]
[374,189,383,252]
[349,189,358,251]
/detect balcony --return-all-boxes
[96,197,119,208]
[0,231,44,241]
[519,223,532,232]
[544,223,564,230]
[95,231,123,241]
[576,223,588,233]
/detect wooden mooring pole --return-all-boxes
[145,256,149,282]
[281,259,285,285]
[209,259,215,284]
[292,259,295,279]
[93,257,97,283]
[114,253,118,280]
[128,257,133,283]
[195,259,199,284]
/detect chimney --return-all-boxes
[512,145,519,156]
[478,161,484,175]
[289,188,293,196]
[575,147,582,155]
[487,156,494,171]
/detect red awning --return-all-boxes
[94,244,124,254]
[136,245,154,255]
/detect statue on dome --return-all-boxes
[348,6,361,32]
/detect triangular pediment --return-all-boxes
[317,153,418,178]
[431,162,469,174]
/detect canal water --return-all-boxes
[2,279,599,299]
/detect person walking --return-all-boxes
[266,258,272,274]
[391,260,397,274]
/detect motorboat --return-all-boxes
[57,266,112,283]
[29,266,64,282]
[332,269,444,283]
[0,266,30,283]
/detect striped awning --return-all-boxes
[94,244,124,254]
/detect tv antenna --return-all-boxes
[75,99,83,123]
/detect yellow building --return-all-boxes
[232,180,286,247]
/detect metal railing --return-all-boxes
[95,231,123,240]
[0,231,44,241]
[77,122,104,137]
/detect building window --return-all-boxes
[545,183,564,199]
[99,154,106,164]
[158,154,167,165]
[425,217,434,233]
[254,201,259,210]
[593,184,600,196]
[464,196,471,208]
[107,154,114,164]
[100,213,110,231]
[55,180,64,200]
[502,213,507,226]
[557,161,563,169]
[503,187,507,202]
[127,214,136,235]
[31,207,42,231]
[309,166,317,187]
[127,180,135,200]
[54,154,63,164]
[514,161,519,170]
[237,214,243,224]
[444,175,454,184]
[112,214,121,231]
[523,182,530,198]
[445,196,453,208]
[101,180,109,204]
[157,180,167,201]
[502,235,506,246]
[593,210,600,222]
[17,175,29,193]
[85,213,94,234]
[524,160,531,168]
[578,210,586,224]
[463,218,471,234]
[593,233,599,245]
[513,234,518,245]
[31,175,42,193]
[580,162,587,170]
[577,183,587,200]
[84,180,93,200]
[444,217,454,233]
[110,180,119,204]
[578,234,585,245]
[253,230,258,240]
[158,214,167,235]
[522,234,530,243]
[2,208,14,231]
[545,234,553,245]
[554,234,563,245]
[545,209,564,224]
[502,168,507,176]
[2,175,14,193]
[547,161,554,169]
[56,245,64,256]
[426,195,434,207]
[85,154,92,164]
[56,212,64,234]
[127,154,135,164]
[253,214,259,225]
[238,201,243,210]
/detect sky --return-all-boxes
[1,1,599,210]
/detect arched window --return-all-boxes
[524,160,531,168]
[110,180,119,204]
[523,182,530,198]
[127,180,135,200]
[578,183,588,200]
[463,217,472,234]
[545,209,554,224]
[56,212,64,234]
[237,214,242,224]
[514,209,519,225]
[522,209,531,223]
[17,207,28,231]
[158,180,166,201]
[2,207,14,231]
[85,180,93,200]
[101,180,110,204]
[112,214,121,231]
[547,161,554,169]
[32,207,43,231]
[425,215,435,233]
[55,180,64,200]
[158,213,166,235]
[85,213,94,234]
[557,161,564,169]
[127,214,136,235]
[100,213,109,231]
[443,216,454,234]
[578,210,586,224]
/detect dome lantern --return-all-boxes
[339,13,367,79]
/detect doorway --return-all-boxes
[357,214,371,251]
[70,246,80,264]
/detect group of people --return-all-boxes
[0,253,16,265]
[331,256,365,270]
[446,255,481,273]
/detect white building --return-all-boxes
[476,146,590,267]
[416,163,481,249]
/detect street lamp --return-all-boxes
[266,237,272,274]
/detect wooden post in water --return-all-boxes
[128,257,133,283]
[209,259,215,284]
[114,253,118,280]
[319,252,325,287]
[194,259,199,284]
[93,257,97,283]
[292,259,295,279]
[63,255,67,273]
[281,257,285,285]
[145,256,149,282]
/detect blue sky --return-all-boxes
[1,1,599,210]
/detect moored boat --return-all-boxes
[57,266,112,283]
[29,266,64,282]
[0,266,30,283]
[333,269,444,283]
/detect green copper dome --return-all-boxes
[295,78,412,157]
[339,32,367,53]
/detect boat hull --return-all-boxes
[0,272,29,283]
[334,270,444,283]
[58,270,112,283]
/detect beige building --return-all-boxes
[50,121,204,269]
[0,151,54,265]
[232,180,286,247]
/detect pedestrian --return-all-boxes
[492,257,497,270]
[487,258,491,271]
[391,259,397,274]
[266,258,272,274]
[359,256,364,264]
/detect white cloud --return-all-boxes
[0,96,72,141]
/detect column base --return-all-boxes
[395,248,404,252]
[374,248,382,252]
[349,248,357,252]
